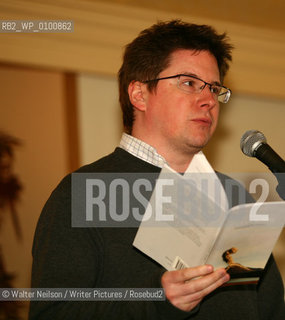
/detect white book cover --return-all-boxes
[133,165,285,283]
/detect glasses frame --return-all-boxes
[143,74,231,103]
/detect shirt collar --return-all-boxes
[119,133,212,173]
[119,133,228,211]
[119,133,166,168]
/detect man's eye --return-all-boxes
[211,86,220,95]
[183,80,195,86]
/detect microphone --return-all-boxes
[240,130,285,173]
[240,130,285,200]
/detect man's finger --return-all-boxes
[162,264,214,284]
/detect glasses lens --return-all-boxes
[178,76,204,93]
[218,87,231,103]
[177,75,231,103]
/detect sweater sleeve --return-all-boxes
[257,254,285,320]
[28,175,197,320]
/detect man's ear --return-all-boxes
[128,81,147,111]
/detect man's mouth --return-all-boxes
[191,117,212,126]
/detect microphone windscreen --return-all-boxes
[240,130,267,157]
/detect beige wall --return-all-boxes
[0,65,69,316]
[205,94,285,173]
[77,74,123,164]
[1,1,285,99]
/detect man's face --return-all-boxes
[142,49,220,157]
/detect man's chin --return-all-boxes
[186,137,211,151]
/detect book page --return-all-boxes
[133,166,228,270]
[206,201,285,282]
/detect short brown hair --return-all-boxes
[118,20,233,134]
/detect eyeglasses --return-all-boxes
[143,74,231,103]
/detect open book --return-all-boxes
[133,165,285,284]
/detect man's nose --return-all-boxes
[198,84,217,108]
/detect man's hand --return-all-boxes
[161,265,230,312]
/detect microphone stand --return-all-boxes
[275,173,285,200]
[255,145,285,200]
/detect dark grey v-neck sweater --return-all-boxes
[29,148,285,319]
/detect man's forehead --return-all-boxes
[168,49,217,64]
[163,49,220,78]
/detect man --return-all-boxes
[29,20,284,319]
